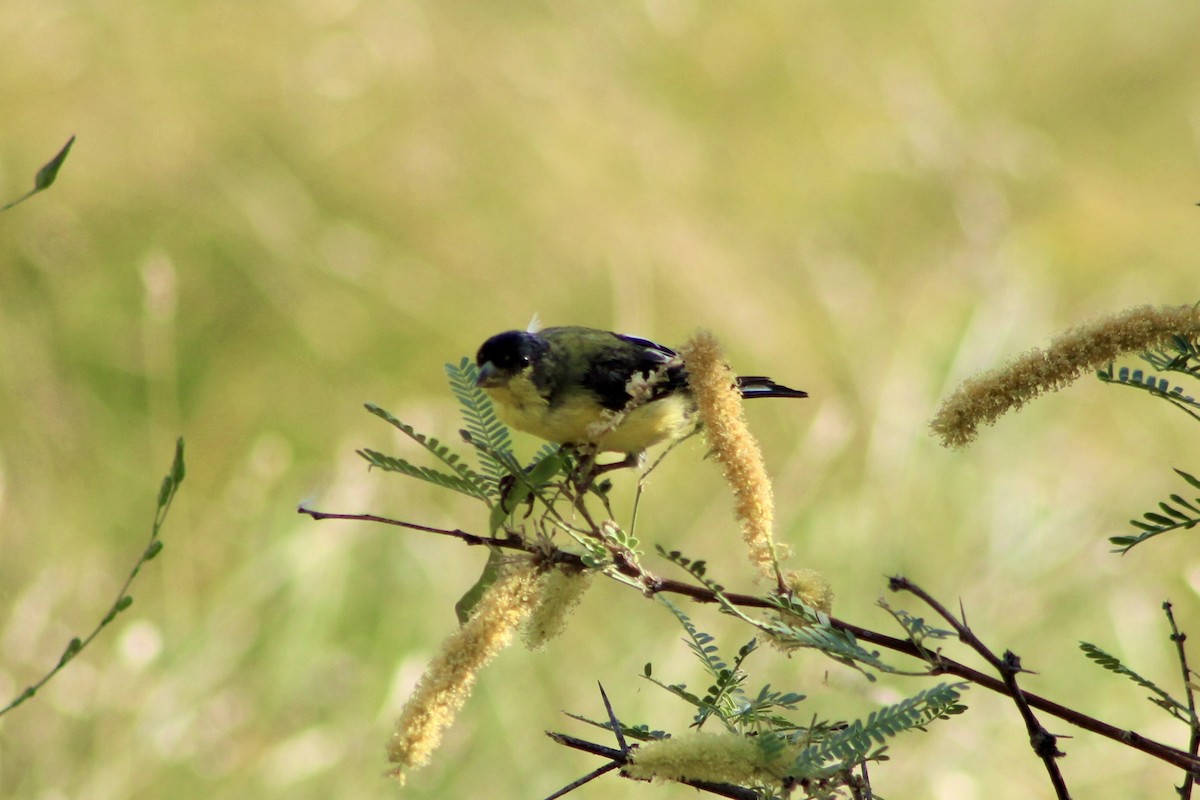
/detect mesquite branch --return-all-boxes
[298,505,1200,779]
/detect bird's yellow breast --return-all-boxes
[484,381,694,454]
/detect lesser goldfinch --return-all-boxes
[474,326,807,461]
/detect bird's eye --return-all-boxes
[517,355,531,367]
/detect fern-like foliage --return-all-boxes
[642,600,815,740]
[655,546,898,679]
[733,681,808,734]
[2,438,184,718]
[561,711,668,743]
[1098,332,1200,422]
[638,671,715,726]
[656,545,726,593]
[763,612,894,680]
[757,594,896,679]
[1142,333,1200,377]
[444,358,522,484]
[360,362,577,534]
[1079,642,1194,723]
[1110,469,1200,553]
[358,403,492,501]
[655,598,756,729]
[561,570,967,798]
[790,683,968,780]
[878,599,956,654]
[662,597,731,680]
[357,447,490,501]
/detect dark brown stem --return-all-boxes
[297,506,517,547]
[300,506,1200,779]
[889,576,1070,799]
[833,617,1200,774]
[1165,601,1200,800]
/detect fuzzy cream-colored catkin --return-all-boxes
[522,567,594,651]
[625,730,797,786]
[931,304,1200,448]
[386,561,540,783]
[680,331,779,582]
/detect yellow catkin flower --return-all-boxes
[521,566,594,651]
[624,730,795,786]
[782,568,834,614]
[681,331,780,583]
[931,303,1200,448]
[766,568,836,652]
[386,561,540,783]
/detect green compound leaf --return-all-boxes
[362,402,492,500]
[445,358,521,486]
[1080,642,1192,723]
[791,683,967,779]
[357,447,490,501]
[659,597,728,677]
[1098,334,1200,422]
[1111,469,1200,553]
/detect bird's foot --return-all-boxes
[569,449,645,494]
[496,473,536,518]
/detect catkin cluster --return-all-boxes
[386,559,593,782]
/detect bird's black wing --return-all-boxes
[580,333,688,411]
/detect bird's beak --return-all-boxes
[475,361,504,388]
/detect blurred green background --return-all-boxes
[2,2,1199,798]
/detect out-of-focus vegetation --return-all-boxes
[1,3,1198,798]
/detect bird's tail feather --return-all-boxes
[736,376,808,399]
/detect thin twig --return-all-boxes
[297,506,515,547]
[1165,601,1200,800]
[541,759,621,800]
[631,431,694,538]
[840,618,1200,773]
[890,576,1071,800]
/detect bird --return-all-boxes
[474,325,806,466]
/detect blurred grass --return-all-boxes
[2,1,1199,798]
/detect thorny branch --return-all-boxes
[889,576,1071,800]
[298,506,1200,780]
[1165,601,1200,800]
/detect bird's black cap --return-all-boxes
[475,330,549,374]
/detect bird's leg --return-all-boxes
[560,448,648,533]
[564,445,600,498]
[496,473,536,519]
[570,450,645,495]
[591,451,646,476]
